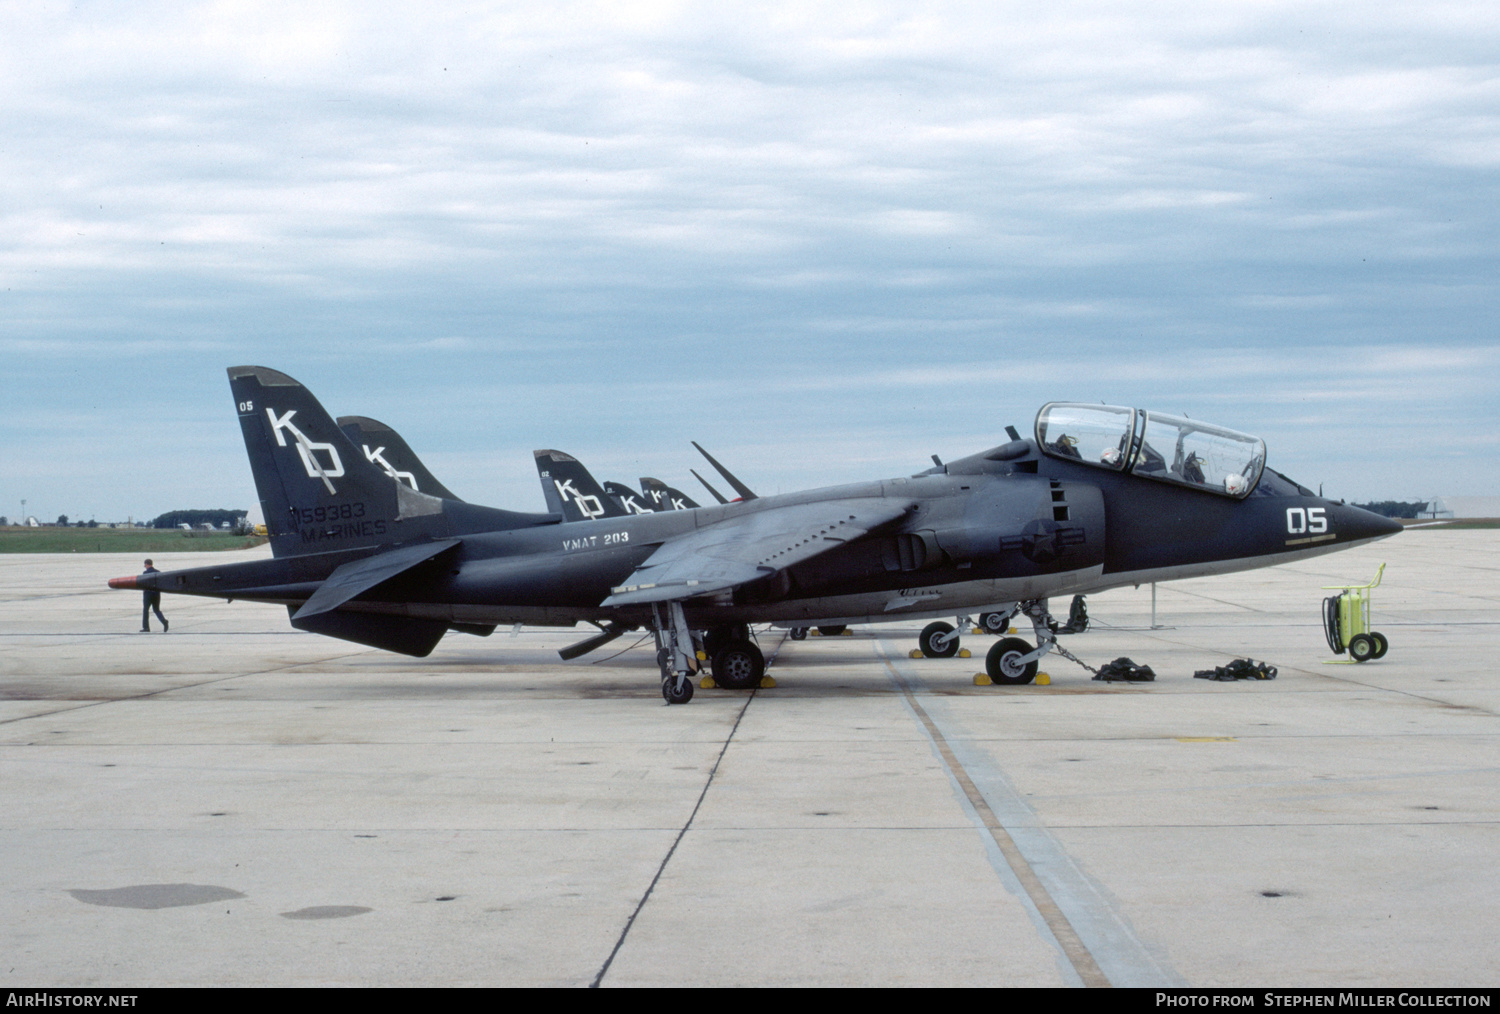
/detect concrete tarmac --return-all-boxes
[1,531,1496,987]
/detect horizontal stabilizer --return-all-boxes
[292,539,462,620]
[602,497,913,607]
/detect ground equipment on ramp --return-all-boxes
[1322,562,1389,663]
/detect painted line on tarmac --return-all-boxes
[877,638,1181,989]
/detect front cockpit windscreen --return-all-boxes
[1035,403,1134,470]
[1035,403,1266,498]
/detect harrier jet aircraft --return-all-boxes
[111,368,1401,704]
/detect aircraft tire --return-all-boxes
[919,621,959,658]
[986,637,1037,685]
[789,627,808,641]
[1371,631,1389,659]
[662,675,695,704]
[711,641,765,690]
[1348,633,1376,663]
[817,625,847,637]
[979,611,1010,634]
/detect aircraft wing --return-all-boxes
[601,497,912,607]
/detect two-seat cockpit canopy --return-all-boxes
[1036,403,1266,499]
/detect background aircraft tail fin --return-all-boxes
[534,450,629,522]
[640,477,700,511]
[604,480,655,515]
[337,416,463,501]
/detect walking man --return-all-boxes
[140,559,168,632]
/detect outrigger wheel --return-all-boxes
[662,675,695,704]
[919,621,959,658]
[986,637,1038,685]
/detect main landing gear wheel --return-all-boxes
[711,641,765,690]
[1371,631,1389,659]
[662,675,695,704]
[986,637,1038,685]
[817,625,847,637]
[790,627,808,641]
[979,611,1010,634]
[1348,633,1377,663]
[918,621,959,658]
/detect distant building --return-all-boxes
[1422,497,1500,519]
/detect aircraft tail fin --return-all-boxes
[692,441,757,500]
[337,416,462,501]
[604,480,655,515]
[534,450,629,522]
[228,366,451,557]
[640,477,699,511]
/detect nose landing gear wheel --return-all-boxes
[918,621,959,658]
[662,675,695,704]
[986,637,1038,685]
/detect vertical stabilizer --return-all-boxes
[534,450,629,522]
[640,477,700,511]
[228,366,450,557]
[604,481,656,515]
[337,416,463,501]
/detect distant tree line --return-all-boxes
[151,509,250,530]
[1353,501,1428,519]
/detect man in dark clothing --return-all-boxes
[140,559,167,632]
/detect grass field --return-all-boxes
[0,526,268,554]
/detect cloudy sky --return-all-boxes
[3,1,1497,524]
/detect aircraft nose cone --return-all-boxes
[1334,503,1403,543]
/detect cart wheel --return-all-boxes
[1348,633,1376,662]
[1371,632,1389,659]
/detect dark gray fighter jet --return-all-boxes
[111,368,1401,704]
